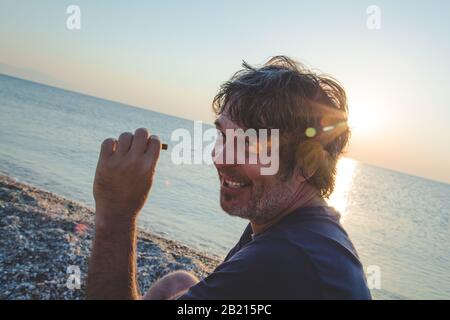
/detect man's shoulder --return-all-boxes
[235,207,372,299]
[229,206,360,271]
[230,232,316,270]
[263,206,362,264]
[205,234,324,299]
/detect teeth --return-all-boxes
[224,179,244,188]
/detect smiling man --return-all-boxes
[86,56,371,300]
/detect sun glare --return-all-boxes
[348,103,381,135]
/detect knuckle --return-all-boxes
[119,132,133,140]
[150,135,161,146]
[102,138,114,146]
[150,134,160,140]
[135,127,148,136]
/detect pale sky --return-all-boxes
[1,0,450,184]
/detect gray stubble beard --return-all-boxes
[223,178,296,225]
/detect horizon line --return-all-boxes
[1,72,449,187]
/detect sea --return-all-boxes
[0,73,449,299]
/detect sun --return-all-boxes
[348,102,382,135]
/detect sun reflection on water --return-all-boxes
[327,157,357,221]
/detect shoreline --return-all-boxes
[0,174,220,299]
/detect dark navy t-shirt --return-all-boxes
[179,206,371,300]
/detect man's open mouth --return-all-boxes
[220,174,252,190]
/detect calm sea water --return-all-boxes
[1,74,449,299]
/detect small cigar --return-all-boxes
[162,143,168,150]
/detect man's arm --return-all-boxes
[86,219,139,299]
[86,128,161,300]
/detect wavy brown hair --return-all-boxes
[212,56,350,198]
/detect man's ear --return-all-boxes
[294,166,316,183]
[295,140,324,182]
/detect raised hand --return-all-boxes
[93,128,161,229]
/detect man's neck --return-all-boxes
[250,190,327,236]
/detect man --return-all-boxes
[86,56,371,300]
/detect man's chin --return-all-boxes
[220,196,249,219]
[219,183,254,217]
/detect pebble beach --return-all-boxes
[0,174,220,300]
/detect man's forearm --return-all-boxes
[86,217,140,300]
[88,129,161,299]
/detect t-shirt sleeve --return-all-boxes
[178,237,321,300]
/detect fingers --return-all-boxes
[145,135,162,171]
[117,132,133,155]
[108,130,162,164]
[130,128,150,154]
[100,138,117,158]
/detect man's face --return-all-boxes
[213,113,301,224]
